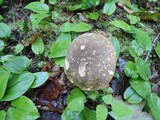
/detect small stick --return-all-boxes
[117,2,133,14]
[145,32,160,61]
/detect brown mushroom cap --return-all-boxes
[64,33,116,90]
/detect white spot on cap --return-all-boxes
[108,70,114,75]
[81,45,85,50]
[65,58,69,70]
[78,61,88,77]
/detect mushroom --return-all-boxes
[64,33,116,90]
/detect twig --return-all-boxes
[117,2,133,14]
[145,32,160,61]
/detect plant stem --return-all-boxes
[145,32,160,62]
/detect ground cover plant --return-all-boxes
[0,0,160,120]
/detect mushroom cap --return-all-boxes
[64,33,116,90]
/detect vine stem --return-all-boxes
[145,32,160,62]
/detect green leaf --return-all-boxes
[136,58,151,80]
[0,72,35,101]
[49,0,57,4]
[103,0,116,15]
[110,36,120,60]
[96,105,108,120]
[0,22,11,38]
[111,20,131,32]
[31,37,44,55]
[127,14,140,24]
[68,5,82,11]
[0,67,10,99]
[67,88,86,105]
[55,57,65,67]
[6,96,39,120]
[102,95,113,105]
[25,2,49,14]
[2,56,30,73]
[85,91,99,101]
[81,107,96,120]
[81,0,100,10]
[130,78,151,98]
[124,61,139,78]
[123,86,143,103]
[132,28,152,51]
[60,22,92,33]
[67,98,85,112]
[14,44,24,54]
[56,33,71,42]
[31,72,50,88]
[0,110,6,120]
[111,99,133,118]
[49,40,71,58]
[129,40,144,57]
[155,41,160,58]
[0,40,4,51]
[30,13,49,30]
[147,93,160,120]
[87,12,99,20]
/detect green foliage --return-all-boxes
[123,86,143,103]
[60,22,92,33]
[87,12,99,20]
[102,94,113,105]
[124,61,139,78]
[155,41,160,58]
[31,37,44,55]
[14,44,24,54]
[31,72,50,88]
[127,14,140,24]
[0,40,4,51]
[6,96,39,120]
[0,72,35,101]
[103,0,116,16]
[0,110,6,120]
[147,93,160,120]
[0,22,11,38]
[96,105,108,120]
[49,0,57,5]
[0,67,10,99]
[0,55,30,73]
[81,0,100,10]
[136,58,151,80]
[130,78,151,98]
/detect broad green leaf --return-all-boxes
[123,86,143,103]
[0,0,4,4]
[56,33,71,42]
[136,58,151,80]
[147,93,160,120]
[31,37,44,55]
[129,40,144,57]
[30,13,49,30]
[60,22,92,33]
[31,72,50,88]
[127,14,140,24]
[81,0,100,10]
[68,5,82,11]
[102,95,113,105]
[130,78,151,98]
[49,40,71,58]
[0,110,6,120]
[51,11,59,20]
[110,36,120,60]
[81,107,96,120]
[49,0,57,4]
[155,41,160,58]
[132,28,152,51]
[87,12,99,20]
[6,96,39,120]
[124,61,139,78]
[111,20,131,32]
[0,40,4,51]
[0,72,35,101]
[67,98,85,112]
[25,2,49,14]
[2,56,30,73]
[96,105,108,120]
[0,22,11,38]
[111,99,133,118]
[61,108,83,120]
[85,91,99,101]
[0,67,10,99]
[103,0,116,15]
[55,57,65,67]
[14,44,24,54]
[67,88,86,104]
